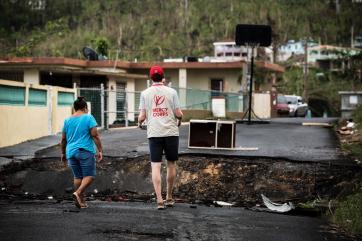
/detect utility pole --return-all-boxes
[303,39,308,102]
[351,25,354,48]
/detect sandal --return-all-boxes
[72,192,82,209]
[165,199,175,207]
[157,201,165,210]
[80,195,88,209]
[80,203,89,209]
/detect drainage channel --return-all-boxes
[0,155,360,212]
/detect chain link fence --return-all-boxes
[78,84,244,129]
[174,87,245,112]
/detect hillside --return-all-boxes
[0,0,362,61]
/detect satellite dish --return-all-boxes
[82,47,98,61]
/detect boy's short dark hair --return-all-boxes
[74,96,87,111]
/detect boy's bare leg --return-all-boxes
[74,178,82,190]
[75,176,93,196]
[74,178,87,204]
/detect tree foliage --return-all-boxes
[0,0,362,60]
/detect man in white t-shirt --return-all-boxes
[138,65,183,210]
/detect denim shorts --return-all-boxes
[68,149,96,178]
[148,136,179,162]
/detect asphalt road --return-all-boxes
[24,117,345,164]
[0,117,358,241]
[0,200,351,241]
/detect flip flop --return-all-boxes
[165,199,175,207]
[157,202,165,210]
[80,195,88,209]
[80,203,89,209]
[72,192,82,209]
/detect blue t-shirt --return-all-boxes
[62,114,98,159]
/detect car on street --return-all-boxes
[285,95,309,117]
[277,94,290,116]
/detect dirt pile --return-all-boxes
[1,155,360,206]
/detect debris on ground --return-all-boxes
[338,120,357,136]
[302,122,333,127]
[261,194,295,213]
[213,201,233,207]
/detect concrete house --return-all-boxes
[0,57,284,147]
[278,40,318,62]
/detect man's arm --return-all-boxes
[138,109,146,127]
[175,108,183,119]
[91,127,103,162]
[175,108,183,126]
[138,92,146,127]
[173,90,183,125]
[60,132,67,163]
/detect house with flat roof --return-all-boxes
[0,57,284,128]
[278,40,318,62]
[308,45,362,71]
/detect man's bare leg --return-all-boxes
[151,162,163,204]
[166,161,176,201]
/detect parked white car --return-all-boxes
[285,95,308,117]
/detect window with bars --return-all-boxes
[58,91,75,106]
[0,85,25,105]
[29,88,47,106]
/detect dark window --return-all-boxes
[211,79,223,96]
[0,71,24,82]
[40,72,73,88]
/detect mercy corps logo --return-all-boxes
[152,95,168,117]
[154,95,165,106]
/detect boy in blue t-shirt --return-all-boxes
[61,97,103,209]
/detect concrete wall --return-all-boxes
[107,78,117,125]
[126,78,136,121]
[24,69,40,84]
[186,69,241,92]
[0,79,76,147]
[133,68,242,93]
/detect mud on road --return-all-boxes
[1,155,360,206]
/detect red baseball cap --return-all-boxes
[149,65,164,78]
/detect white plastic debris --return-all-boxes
[24,192,29,195]
[261,194,295,213]
[112,180,116,184]
[93,189,98,194]
[1,187,5,191]
[214,201,233,207]
[47,196,53,200]
[346,121,355,129]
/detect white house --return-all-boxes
[278,40,318,62]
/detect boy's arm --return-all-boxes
[60,132,67,163]
[91,127,103,162]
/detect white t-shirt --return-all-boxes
[139,83,181,138]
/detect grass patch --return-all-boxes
[341,143,362,161]
[333,192,362,235]
[352,105,362,129]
